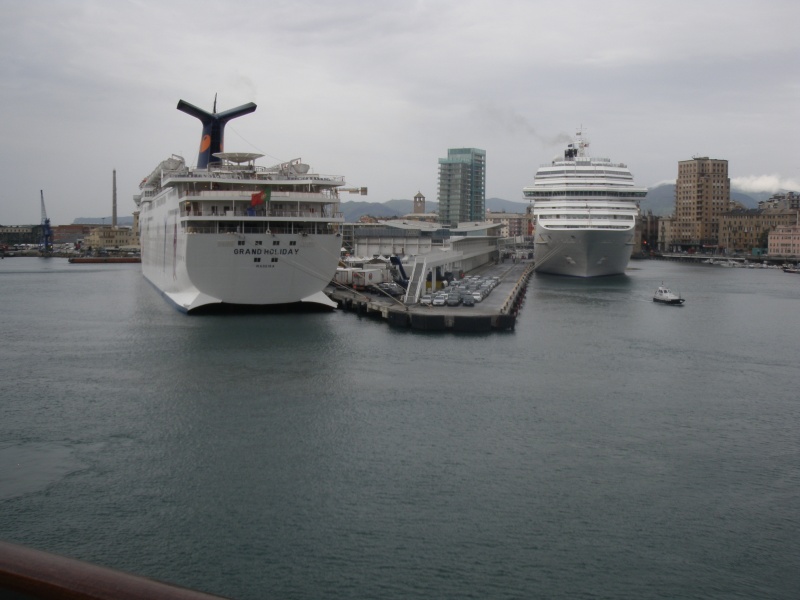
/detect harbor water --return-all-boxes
[1,257,798,599]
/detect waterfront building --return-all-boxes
[759,191,800,212]
[672,157,731,250]
[768,224,800,258]
[658,216,675,253]
[53,225,93,245]
[402,212,439,224]
[719,208,798,254]
[352,220,499,259]
[485,211,528,239]
[438,148,486,227]
[639,210,660,255]
[0,226,36,246]
[82,225,138,251]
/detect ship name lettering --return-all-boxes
[233,248,298,256]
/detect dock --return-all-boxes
[328,261,533,332]
[68,256,141,264]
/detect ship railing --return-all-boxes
[163,170,345,184]
[541,224,633,230]
[185,224,341,235]
[0,539,227,600]
[179,190,338,201]
[183,208,343,219]
[255,173,346,184]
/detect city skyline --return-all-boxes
[1,0,798,226]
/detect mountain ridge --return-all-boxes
[340,185,775,222]
[70,186,781,225]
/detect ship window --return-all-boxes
[273,240,280,246]
[254,257,261,263]
[271,257,278,263]
[238,240,245,246]
[289,241,297,246]
[255,240,262,246]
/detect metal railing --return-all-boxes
[184,209,342,219]
[0,540,229,599]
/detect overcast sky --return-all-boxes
[1,0,798,225]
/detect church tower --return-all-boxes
[413,191,426,214]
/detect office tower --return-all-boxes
[438,148,486,226]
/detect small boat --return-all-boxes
[653,283,685,305]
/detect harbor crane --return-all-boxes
[40,190,53,254]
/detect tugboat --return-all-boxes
[653,283,685,305]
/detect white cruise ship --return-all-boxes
[523,133,646,277]
[134,98,346,312]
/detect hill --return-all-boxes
[346,187,770,221]
[641,184,767,216]
[74,186,779,226]
[341,197,528,221]
[73,216,134,226]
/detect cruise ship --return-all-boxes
[134,98,346,312]
[523,133,646,277]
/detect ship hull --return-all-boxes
[141,215,340,312]
[533,226,634,277]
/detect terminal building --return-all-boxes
[342,147,513,302]
[349,219,503,303]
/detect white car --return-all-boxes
[419,294,433,305]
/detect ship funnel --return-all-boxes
[177,99,257,169]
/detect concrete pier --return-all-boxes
[328,261,533,332]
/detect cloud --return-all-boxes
[650,180,677,188]
[1,1,799,225]
[731,175,800,194]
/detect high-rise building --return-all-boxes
[437,148,486,227]
[674,157,730,249]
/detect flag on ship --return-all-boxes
[251,190,269,206]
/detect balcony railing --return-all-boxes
[183,209,343,219]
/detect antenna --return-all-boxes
[575,126,589,157]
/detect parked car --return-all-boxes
[419,294,433,305]
[446,294,461,306]
[461,294,475,306]
[432,294,446,306]
[472,291,483,303]
[379,282,405,297]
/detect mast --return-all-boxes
[176,98,257,169]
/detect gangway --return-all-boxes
[403,258,428,304]
[402,248,465,304]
